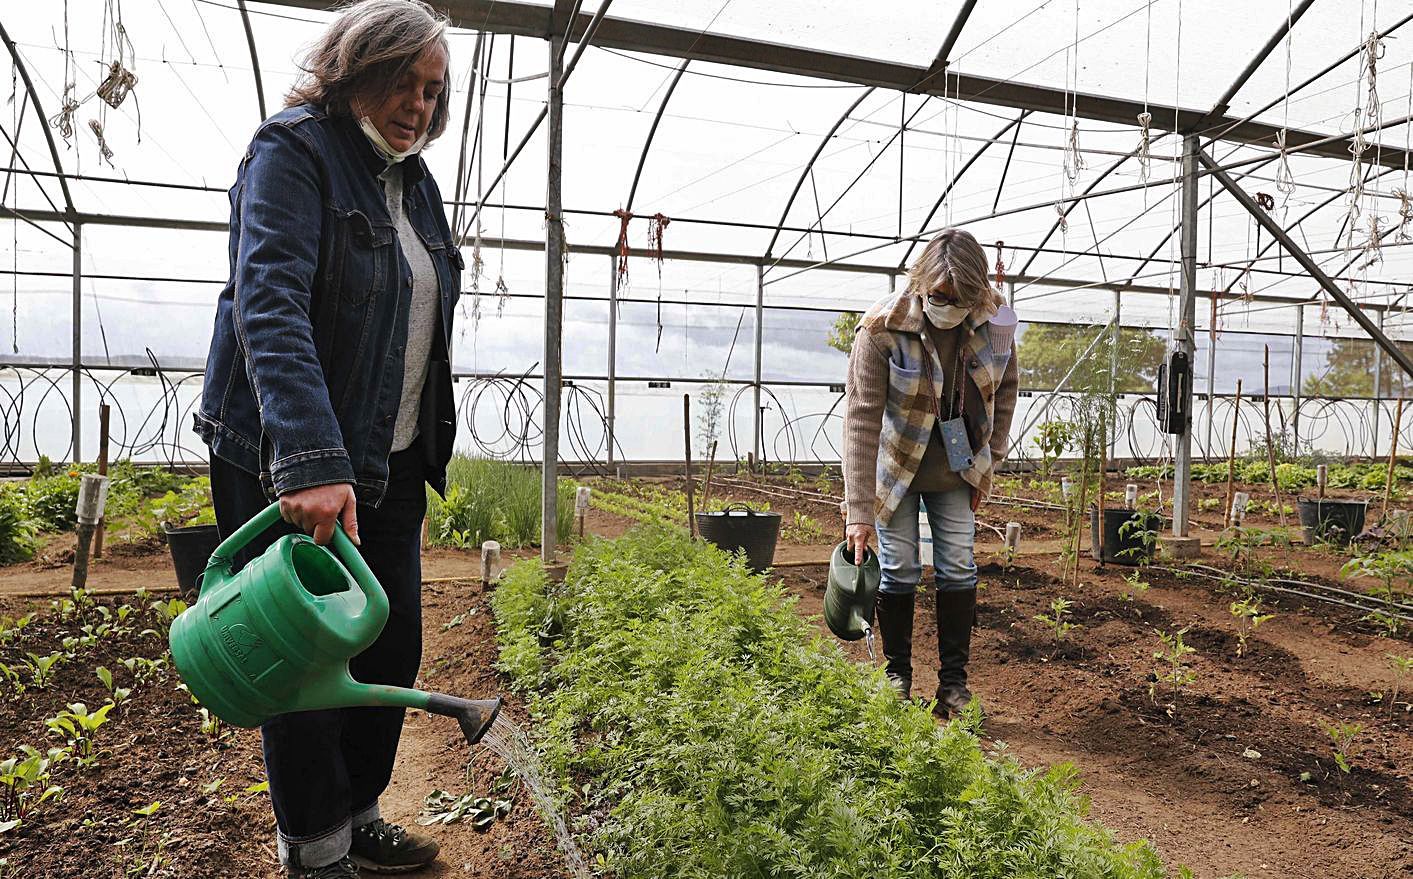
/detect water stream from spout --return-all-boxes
[476,715,591,879]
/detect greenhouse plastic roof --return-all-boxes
[4,0,1413,369]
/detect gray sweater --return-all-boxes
[380,164,439,453]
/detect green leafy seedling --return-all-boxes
[45,702,114,768]
[1033,597,1079,643]
[24,652,65,689]
[1387,654,1413,715]
[1325,720,1363,775]
[95,666,132,707]
[1229,596,1275,658]
[1151,627,1197,715]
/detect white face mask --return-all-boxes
[358,115,427,165]
[922,298,970,329]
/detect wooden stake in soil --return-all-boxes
[1385,397,1405,520]
[1224,380,1242,529]
[700,440,719,513]
[1316,464,1327,500]
[71,474,108,591]
[683,394,696,537]
[94,403,110,559]
[1262,346,1288,528]
[1095,414,1108,567]
[480,541,501,589]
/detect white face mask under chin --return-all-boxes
[359,115,427,164]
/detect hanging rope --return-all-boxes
[1345,29,1385,252]
[88,119,114,166]
[1064,119,1087,185]
[1136,112,1153,183]
[993,240,1007,290]
[49,0,79,148]
[1273,129,1295,196]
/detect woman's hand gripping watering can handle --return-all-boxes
[845,522,875,566]
[204,501,388,625]
[279,483,360,547]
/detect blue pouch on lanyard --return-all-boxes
[939,416,974,472]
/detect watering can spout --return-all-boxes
[426,693,503,745]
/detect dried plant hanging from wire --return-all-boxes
[1345,28,1385,253]
[612,208,632,289]
[993,240,1007,291]
[647,213,670,269]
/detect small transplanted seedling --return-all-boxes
[1340,549,1413,638]
[124,801,170,877]
[1387,654,1413,715]
[198,707,223,740]
[1151,627,1197,715]
[45,702,114,768]
[95,666,132,707]
[0,745,64,833]
[24,652,65,689]
[1034,597,1079,643]
[1121,569,1150,602]
[1325,720,1363,776]
[1229,595,1275,658]
[121,656,167,685]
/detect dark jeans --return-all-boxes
[209,442,427,869]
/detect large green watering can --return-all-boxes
[823,540,880,642]
[169,502,501,746]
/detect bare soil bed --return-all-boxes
[4,493,1409,878]
[777,558,1413,879]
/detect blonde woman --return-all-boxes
[195,2,462,875]
[841,229,1019,719]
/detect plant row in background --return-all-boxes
[425,455,574,550]
[492,528,1178,878]
[0,460,214,565]
[1126,458,1411,494]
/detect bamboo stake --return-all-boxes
[1262,346,1288,528]
[700,440,719,513]
[683,394,696,537]
[1224,380,1242,529]
[1385,397,1405,521]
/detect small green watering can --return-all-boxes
[823,540,880,642]
[169,502,501,746]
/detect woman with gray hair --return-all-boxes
[841,228,1019,720]
[194,1,462,875]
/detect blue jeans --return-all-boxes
[876,487,977,595]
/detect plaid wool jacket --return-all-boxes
[842,290,1020,527]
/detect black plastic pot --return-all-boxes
[695,504,781,573]
[164,523,221,600]
[1297,498,1366,546]
[1089,507,1161,566]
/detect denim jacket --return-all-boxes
[195,104,463,505]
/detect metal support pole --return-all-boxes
[541,35,565,563]
[1110,287,1120,459]
[753,264,764,463]
[71,222,82,464]
[1373,309,1385,459]
[607,255,617,468]
[1197,148,1413,381]
[1173,135,1199,538]
[1205,292,1217,462]
[1291,303,1304,452]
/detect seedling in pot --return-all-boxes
[1150,627,1197,716]
[1229,596,1275,658]
[1034,597,1079,644]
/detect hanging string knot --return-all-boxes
[1136,111,1153,183]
